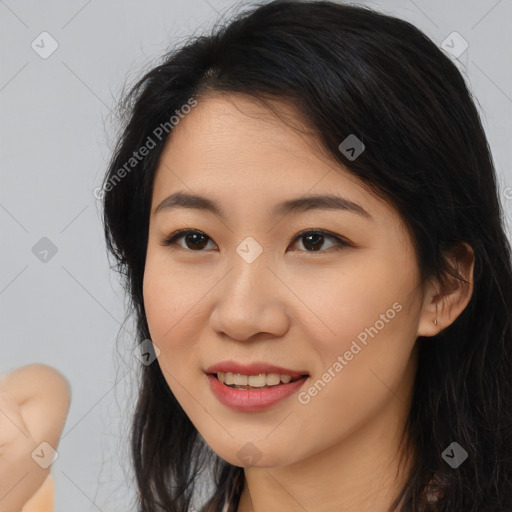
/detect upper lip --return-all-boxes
[205,360,309,378]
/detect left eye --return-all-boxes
[289,229,351,252]
[161,229,351,253]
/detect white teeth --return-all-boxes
[216,372,302,388]
[233,374,248,386]
[265,374,281,386]
[248,374,267,387]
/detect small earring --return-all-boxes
[433,318,438,326]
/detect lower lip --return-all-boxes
[206,373,309,412]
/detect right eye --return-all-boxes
[161,229,218,251]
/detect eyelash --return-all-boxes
[160,228,352,254]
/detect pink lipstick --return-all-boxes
[204,360,309,412]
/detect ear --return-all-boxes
[417,242,475,337]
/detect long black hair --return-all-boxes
[101,1,512,510]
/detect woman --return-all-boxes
[100,1,512,510]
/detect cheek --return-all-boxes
[142,262,205,407]
[292,261,410,353]
[293,257,421,406]
[143,251,205,341]
[289,281,419,460]
[142,255,214,394]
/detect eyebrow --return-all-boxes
[153,191,372,220]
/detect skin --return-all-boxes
[0,364,70,512]
[142,93,474,512]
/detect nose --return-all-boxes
[209,247,290,342]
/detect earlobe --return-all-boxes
[416,242,475,338]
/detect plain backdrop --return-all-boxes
[1,0,511,511]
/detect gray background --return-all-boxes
[1,0,511,511]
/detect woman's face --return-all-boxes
[143,93,428,468]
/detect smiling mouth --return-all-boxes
[212,372,309,390]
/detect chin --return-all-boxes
[210,439,297,469]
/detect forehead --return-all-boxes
[151,93,397,227]
[157,93,337,178]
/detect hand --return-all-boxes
[0,365,71,512]
[0,390,40,512]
